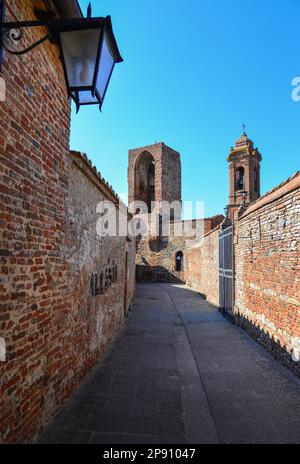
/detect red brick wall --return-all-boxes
[0,0,135,443]
[185,227,220,306]
[128,142,181,212]
[234,173,300,374]
[0,0,71,443]
[135,217,223,284]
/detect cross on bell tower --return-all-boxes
[227,130,262,220]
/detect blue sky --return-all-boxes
[72,0,300,218]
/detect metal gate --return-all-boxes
[219,226,233,312]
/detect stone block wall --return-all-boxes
[233,172,300,375]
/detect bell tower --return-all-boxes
[227,130,262,220]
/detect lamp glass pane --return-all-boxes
[96,32,115,99]
[71,91,99,104]
[60,29,101,88]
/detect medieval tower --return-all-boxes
[128,142,182,215]
[128,142,223,282]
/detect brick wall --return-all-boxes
[128,142,181,212]
[135,217,223,284]
[185,227,220,306]
[234,172,300,375]
[67,152,135,330]
[0,0,135,443]
[0,0,72,444]
[136,232,186,283]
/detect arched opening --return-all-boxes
[134,152,155,212]
[175,251,184,272]
[235,167,245,191]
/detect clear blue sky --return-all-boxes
[71,0,300,217]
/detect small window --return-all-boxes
[235,167,245,191]
[175,251,183,272]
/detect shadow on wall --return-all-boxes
[235,313,300,378]
[136,264,184,284]
[148,237,169,252]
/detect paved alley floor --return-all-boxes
[38,284,300,444]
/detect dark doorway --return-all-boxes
[175,251,183,272]
[235,167,245,191]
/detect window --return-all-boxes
[235,167,245,191]
[175,251,183,272]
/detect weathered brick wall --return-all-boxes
[128,142,181,212]
[136,233,186,283]
[234,172,300,375]
[67,152,135,321]
[0,0,72,443]
[161,146,181,206]
[185,227,220,306]
[135,217,223,283]
[0,0,135,443]
[63,152,135,359]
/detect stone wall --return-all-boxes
[136,232,186,283]
[233,171,300,375]
[0,0,135,443]
[135,216,223,284]
[185,227,220,306]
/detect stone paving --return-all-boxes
[37,284,300,444]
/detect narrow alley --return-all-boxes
[38,284,300,445]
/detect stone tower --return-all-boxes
[128,142,181,215]
[227,132,262,220]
